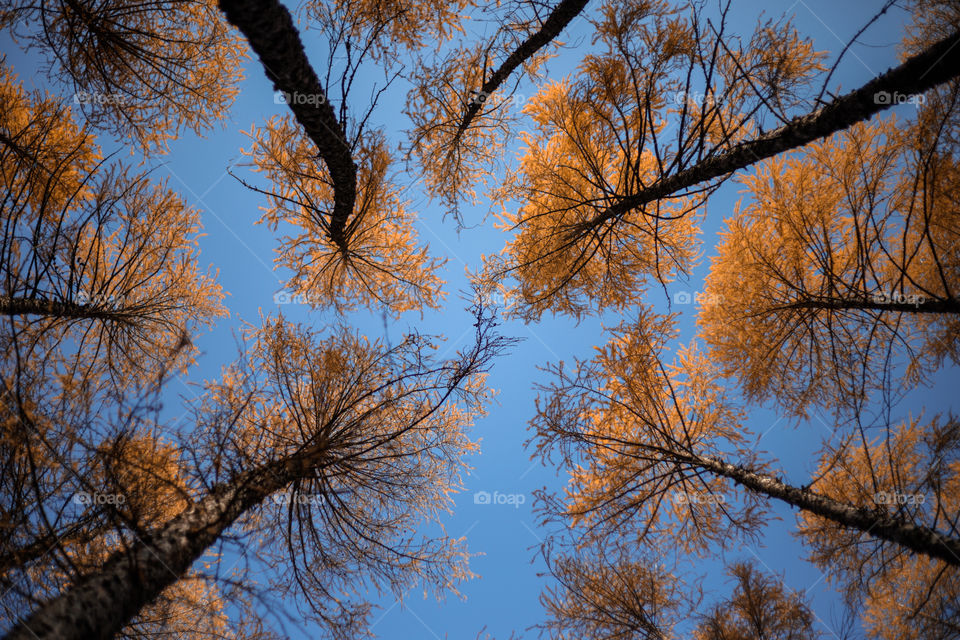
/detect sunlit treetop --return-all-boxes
[698,116,959,419]
[184,315,498,636]
[404,0,571,220]
[1,0,247,155]
[303,0,475,64]
[0,62,100,213]
[531,309,766,556]
[484,1,826,322]
[797,416,960,640]
[241,117,446,317]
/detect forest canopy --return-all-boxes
[0,0,958,638]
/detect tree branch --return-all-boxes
[454,0,590,144]
[694,453,960,567]
[586,29,960,228]
[218,0,357,252]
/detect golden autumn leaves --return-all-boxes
[241,119,445,315]
[2,0,960,636]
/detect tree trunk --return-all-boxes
[589,29,960,227]
[0,295,134,323]
[217,0,356,252]
[453,0,590,143]
[782,296,960,315]
[4,460,296,640]
[692,453,960,567]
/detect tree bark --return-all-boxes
[587,29,960,227]
[782,296,960,315]
[217,0,356,252]
[454,0,590,143]
[692,453,960,567]
[0,295,134,323]
[4,459,297,640]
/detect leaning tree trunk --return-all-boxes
[783,296,960,315]
[587,29,960,227]
[0,296,135,323]
[217,0,356,252]
[452,0,590,143]
[4,455,307,640]
[689,452,960,567]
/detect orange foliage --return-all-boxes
[242,118,446,316]
[2,0,246,154]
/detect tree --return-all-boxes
[0,62,227,396]
[485,3,960,321]
[0,0,246,153]
[698,116,959,418]
[797,416,960,639]
[537,539,691,639]
[405,0,590,220]
[520,2,960,636]
[4,0,960,636]
[694,561,821,640]
[5,312,509,639]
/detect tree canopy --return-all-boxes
[1,0,958,638]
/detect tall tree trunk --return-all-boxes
[4,458,301,640]
[689,453,960,567]
[217,0,356,252]
[0,295,134,323]
[588,29,960,227]
[453,0,590,143]
[782,296,960,315]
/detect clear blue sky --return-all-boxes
[3,0,956,637]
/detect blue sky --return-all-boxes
[3,0,957,637]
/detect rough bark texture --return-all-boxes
[217,0,356,251]
[695,454,960,567]
[783,297,960,315]
[588,29,960,226]
[0,295,135,323]
[5,461,297,640]
[453,0,590,143]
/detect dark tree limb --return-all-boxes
[586,29,960,228]
[454,0,590,143]
[5,458,297,640]
[780,296,960,315]
[691,453,960,568]
[0,295,136,324]
[218,0,357,252]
